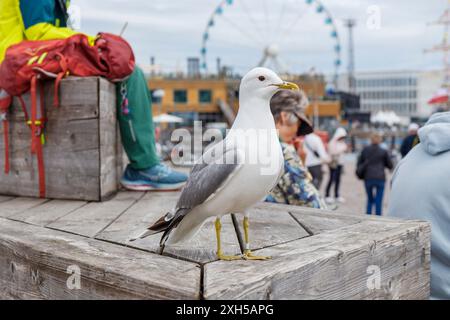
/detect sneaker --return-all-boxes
[121,164,188,191]
[336,197,346,204]
[325,197,335,204]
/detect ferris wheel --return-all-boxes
[201,0,342,85]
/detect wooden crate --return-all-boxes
[0,77,123,201]
[0,193,431,300]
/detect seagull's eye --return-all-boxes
[258,76,266,82]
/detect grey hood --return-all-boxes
[418,112,450,156]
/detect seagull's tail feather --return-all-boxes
[129,213,173,242]
[159,208,191,247]
[129,209,190,247]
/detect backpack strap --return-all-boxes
[0,92,12,174]
[29,76,46,198]
[53,53,69,108]
[1,115,9,174]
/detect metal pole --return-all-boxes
[344,19,356,93]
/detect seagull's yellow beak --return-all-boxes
[274,81,300,91]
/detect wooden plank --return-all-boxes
[47,192,143,237]
[0,117,101,200]
[0,197,48,218]
[234,208,310,251]
[163,215,240,264]
[204,220,430,300]
[9,200,87,227]
[97,192,241,264]
[10,77,100,122]
[99,78,119,200]
[0,218,200,300]
[96,192,180,245]
[0,196,14,203]
[1,77,121,201]
[256,201,401,224]
[290,211,362,235]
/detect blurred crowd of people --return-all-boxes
[265,87,450,300]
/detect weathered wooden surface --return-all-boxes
[204,220,430,300]
[47,192,143,238]
[97,192,242,264]
[9,199,87,227]
[0,197,48,218]
[0,77,121,201]
[0,193,431,300]
[0,218,200,300]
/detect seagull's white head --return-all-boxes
[239,67,299,102]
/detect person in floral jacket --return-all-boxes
[266,90,326,209]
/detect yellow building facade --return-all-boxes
[149,78,228,115]
[148,77,341,121]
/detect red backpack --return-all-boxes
[0,33,135,198]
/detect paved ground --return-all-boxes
[319,154,392,217]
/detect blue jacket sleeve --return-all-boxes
[20,0,56,30]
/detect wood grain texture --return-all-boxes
[0,218,200,300]
[0,193,431,300]
[163,215,240,264]
[290,211,362,235]
[47,192,143,238]
[9,200,87,227]
[0,77,121,201]
[99,78,119,200]
[234,208,310,251]
[204,219,430,300]
[97,192,241,264]
[0,197,48,218]
[0,196,14,203]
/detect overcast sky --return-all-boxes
[71,0,447,76]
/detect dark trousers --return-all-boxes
[365,179,385,216]
[308,165,323,190]
[326,165,343,198]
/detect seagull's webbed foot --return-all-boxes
[242,216,272,261]
[217,251,243,261]
[243,250,271,261]
[215,218,242,261]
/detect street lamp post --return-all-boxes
[310,68,319,129]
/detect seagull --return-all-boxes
[131,68,299,261]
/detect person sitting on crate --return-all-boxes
[0,0,188,191]
[265,89,327,209]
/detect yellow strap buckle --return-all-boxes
[27,120,42,126]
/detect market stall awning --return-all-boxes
[153,113,184,123]
[428,88,450,105]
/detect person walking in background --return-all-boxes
[388,112,450,299]
[400,123,420,158]
[357,133,394,216]
[325,128,348,204]
[266,90,326,209]
[304,132,330,190]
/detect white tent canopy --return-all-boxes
[370,111,402,126]
[153,113,184,123]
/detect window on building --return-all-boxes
[199,90,212,104]
[149,90,162,104]
[174,90,188,103]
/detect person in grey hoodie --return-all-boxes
[387,112,450,300]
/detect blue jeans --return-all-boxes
[364,179,385,216]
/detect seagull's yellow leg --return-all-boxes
[215,218,242,261]
[242,216,271,261]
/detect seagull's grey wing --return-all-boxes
[176,162,238,210]
[149,144,242,245]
